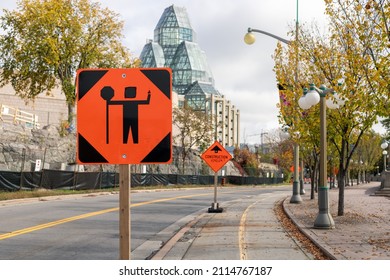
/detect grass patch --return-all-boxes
[0,188,118,201]
[0,185,203,201]
[0,183,284,201]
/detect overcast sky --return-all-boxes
[109,0,329,144]
[0,0,335,144]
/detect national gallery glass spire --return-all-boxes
[140,5,217,97]
[140,5,240,147]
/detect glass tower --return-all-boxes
[140,5,217,98]
[140,5,240,147]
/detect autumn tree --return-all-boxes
[268,137,294,181]
[277,82,321,195]
[233,147,260,176]
[274,0,389,215]
[173,103,214,174]
[0,0,139,125]
[381,118,390,140]
[349,130,383,183]
[325,0,389,116]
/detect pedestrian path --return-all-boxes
[153,191,314,260]
[239,193,313,260]
[151,182,389,260]
[283,182,390,260]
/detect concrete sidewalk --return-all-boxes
[152,190,315,260]
[152,182,389,260]
[283,182,390,260]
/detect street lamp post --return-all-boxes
[298,84,340,229]
[300,159,305,194]
[381,142,388,172]
[359,160,363,184]
[244,0,303,203]
[291,141,301,203]
[383,151,388,172]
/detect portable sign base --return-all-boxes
[201,141,232,214]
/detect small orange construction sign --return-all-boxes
[76,68,172,164]
[201,141,232,172]
[289,165,302,172]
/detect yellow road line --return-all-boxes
[0,193,210,241]
[238,193,281,260]
[131,193,209,208]
[0,207,118,241]
[238,200,259,260]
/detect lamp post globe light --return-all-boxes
[244,30,256,45]
[298,84,343,229]
[244,1,304,203]
[298,88,312,110]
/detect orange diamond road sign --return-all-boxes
[76,68,172,164]
[201,141,232,172]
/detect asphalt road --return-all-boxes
[0,185,291,260]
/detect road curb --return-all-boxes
[150,212,207,260]
[149,199,238,260]
[282,197,337,260]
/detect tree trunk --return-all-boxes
[68,103,76,132]
[315,160,319,193]
[337,138,348,216]
[181,151,187,175]
[310,165,316,200]
[338,166,345,216]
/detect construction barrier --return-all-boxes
[0,170,284,191]
[0,104,39,129]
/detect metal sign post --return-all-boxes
[209,171,223,213]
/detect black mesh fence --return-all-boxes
[0,170,283,191]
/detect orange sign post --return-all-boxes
[201,141,232,213]
[76,68,172,260]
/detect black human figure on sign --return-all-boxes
[101,86,151,144]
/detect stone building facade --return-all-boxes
[0,78,68,128]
